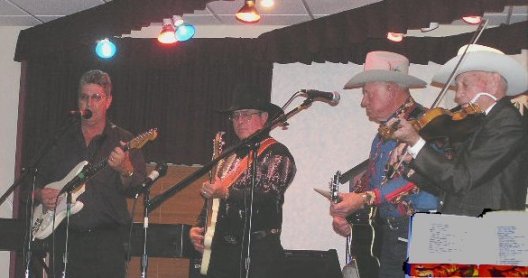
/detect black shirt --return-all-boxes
[36,121,146,230]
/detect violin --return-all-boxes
[383,19,489,179]
[378,103,484,143]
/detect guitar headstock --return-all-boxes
[128,128,158,150]
[330,170,341,204]
[212,131,226,159]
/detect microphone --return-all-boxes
[300,89,340,105]
[69,109,92,119]
[135,162,168,198]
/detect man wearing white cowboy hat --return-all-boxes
[330,51,443,278]
[189,83,296,278]
[391,44,528,217]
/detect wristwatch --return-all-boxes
[361,191,375,206]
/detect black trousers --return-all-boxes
[206,235,284,278]
[51,226,126,278]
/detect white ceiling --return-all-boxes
[1,0,527,29]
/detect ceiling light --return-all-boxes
[95,38,116,59]
[175,23,195,42]
[420,22,439,32]
[387,32,404,42]
[173,15,184,27]
[462,16,482,25]
[158,18,177,44]
[236,0,260,23]
[260,0,274,8]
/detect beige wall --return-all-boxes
[0,26,25,278]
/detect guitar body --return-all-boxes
[346,206,381,278]
[32,161,88,240]
[200,197,219,275]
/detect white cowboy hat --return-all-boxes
[343,51,426,89]
[432,44,528,96]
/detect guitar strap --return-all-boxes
[220,138,277,189]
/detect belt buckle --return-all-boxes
[386,217,399,231]
[223,235,239,245]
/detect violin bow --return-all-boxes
[388,18,489,180]
[431,18,489,108]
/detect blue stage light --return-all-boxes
[95,39,117,59]
[175,24,195,42]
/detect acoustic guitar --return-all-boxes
[200,131,225,275]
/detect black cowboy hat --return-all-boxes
[220,83,284,120]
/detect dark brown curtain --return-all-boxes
[20,38,272,166]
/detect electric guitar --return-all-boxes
[200,131,225,275]
[31,128,158,240]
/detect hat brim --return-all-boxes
[432,52,528,96]
[343,70,427,89]
[219,102,284,119]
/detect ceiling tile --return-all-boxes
[217,14,312,25]
[208,0,308,15]
[0,1,26,15]
[304,0,381,15]
[10,0,105,15]
[182,14,222,25]
[0,15,39,25]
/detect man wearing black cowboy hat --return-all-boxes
[189,84,296,278]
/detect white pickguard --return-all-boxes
[31,161,88,240]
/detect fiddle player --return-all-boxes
[329,51,442,278]
[189,83,296,278]
[391,44,528,217]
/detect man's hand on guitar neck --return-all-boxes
[332,216,351,237]
[201,180,229,199]
[189,227,205,253]
[35,188,60,210]
[330,192,367,218]
[108,141,134,178]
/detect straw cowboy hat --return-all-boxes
[343,51,427,89]
[432,44,528,96]
[220,83,284,119]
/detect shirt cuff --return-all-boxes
[407,137,426,159]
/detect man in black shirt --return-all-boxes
[34,70,146,277]
[189,84,296,278]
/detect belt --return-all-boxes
[252,228,281,240]
[70,224,121,233]
[222,228,281,245]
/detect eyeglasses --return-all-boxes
[79,93,106,103]
[229,110,261,122]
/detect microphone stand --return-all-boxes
[0,117,79,278]
[140,182,154,278]
[61,191,73,278]
[146,96,315,214]
[241,141,259,278]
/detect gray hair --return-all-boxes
[79,69,112,96]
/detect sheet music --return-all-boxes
[408,213,481,264]
[485,211,528,266]
[408,211,528,266]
